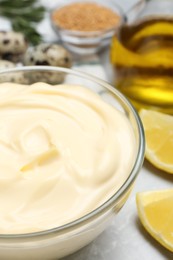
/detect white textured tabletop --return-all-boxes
[0,1,173,259]
[63,162,173,260]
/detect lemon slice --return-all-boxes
[139,109,173,173]
[136,190,173,252]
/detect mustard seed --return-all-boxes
[52,2,120,32]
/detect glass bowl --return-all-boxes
[0,66,145,260]
[50,0,124,55]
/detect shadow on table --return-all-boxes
[143,160,173,183]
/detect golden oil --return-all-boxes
[110,18,173,114]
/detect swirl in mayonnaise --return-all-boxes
[0,82,136,234]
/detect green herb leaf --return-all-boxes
[0,0,46,45]
[12,18,42,45]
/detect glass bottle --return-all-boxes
[111,0,173,114]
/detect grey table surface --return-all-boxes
[0,1,173,259]
[63,162,173,260]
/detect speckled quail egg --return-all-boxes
[0,60,15,69]
[0,31,27,62]
[0,60,28,84]
[23,43,72,84]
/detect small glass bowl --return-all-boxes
[0,66,145,260]
[50,0,124,55]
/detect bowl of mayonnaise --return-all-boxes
[0,66,145,259]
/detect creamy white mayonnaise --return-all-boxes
[0,82,136,234]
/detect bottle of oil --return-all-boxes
[111,0,173,114]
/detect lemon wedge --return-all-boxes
[139,109,173,173]
[136,190,173,252]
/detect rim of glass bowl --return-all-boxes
[50,1,125,37]
[0,66,145,239]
